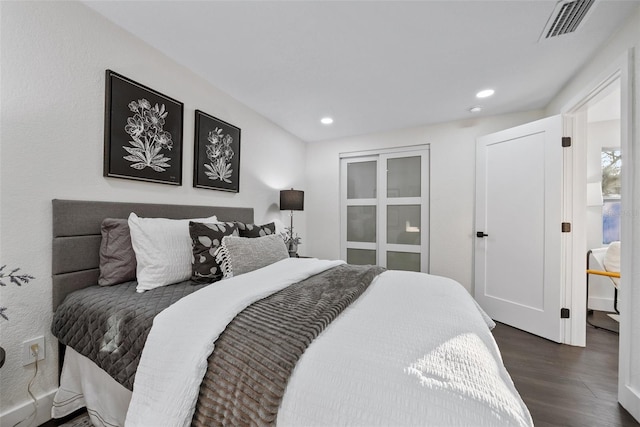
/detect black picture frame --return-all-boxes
[104,70,183,185]
[193,110,241,193]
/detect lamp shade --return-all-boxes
[280,189,304,211]
[587,182,603,207]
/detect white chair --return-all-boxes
[586,241,621,332]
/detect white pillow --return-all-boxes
[128,212,218,292]
[603,241,621,288]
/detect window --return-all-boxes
[602,148,621,244]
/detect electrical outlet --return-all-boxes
[23,336,45,366]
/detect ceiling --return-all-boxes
[85,1,639,142]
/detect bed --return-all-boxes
[50,199,533,427]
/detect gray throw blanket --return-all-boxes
[191,264,385,426]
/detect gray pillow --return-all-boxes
[98,218,137,286]
[216,234,289,278]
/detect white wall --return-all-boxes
[305,110,544,292]
[546,4,640,421]
[0,1,307,421]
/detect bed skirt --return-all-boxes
[52,347,131,427]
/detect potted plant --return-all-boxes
[0,265,34,368]
[283,227,302,257]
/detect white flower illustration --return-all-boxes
[203,127,234,183]
[122,98,172,172]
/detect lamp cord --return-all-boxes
[12,351,39,427]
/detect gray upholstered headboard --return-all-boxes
[51,199,254,310]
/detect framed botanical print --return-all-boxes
[103,70,183,185]
[193,110,241,192]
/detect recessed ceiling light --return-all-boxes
[321,117,334,125]
[469,106,482,113]
[476,89,495,98]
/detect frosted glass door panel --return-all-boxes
[387,156,421,198]
[347,249,377,265]
[347,206,376,243]
[387,205,421,245]
[387,252,420,272]
[347,161,377,199]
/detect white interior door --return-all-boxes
[475,115,564,342]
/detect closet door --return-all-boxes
[380,151,429,272]
[340,148,429,272]
[341,156,379,266]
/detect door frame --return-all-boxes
[562,70,622,347]
[561,49,637,419]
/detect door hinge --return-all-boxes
[561,308,570,318]
[562,137,572,147]
[561,222,571,232]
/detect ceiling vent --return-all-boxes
[539,0,597,40]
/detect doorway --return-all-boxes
[563,70,626,347]
[582,80,622,335]
[562,50,637,420]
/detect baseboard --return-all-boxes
[0,388,56,427]
[588,296,615,312]
[619,384,640,424]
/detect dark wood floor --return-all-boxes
[493,311,638,427]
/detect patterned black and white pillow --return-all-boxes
[189,221,239,284]
[235,222,276,238]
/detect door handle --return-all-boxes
[476,232,488,238]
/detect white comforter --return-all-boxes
[126,259,532,426]
[126,258,343,426]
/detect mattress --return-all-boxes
[52,258,532,426]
